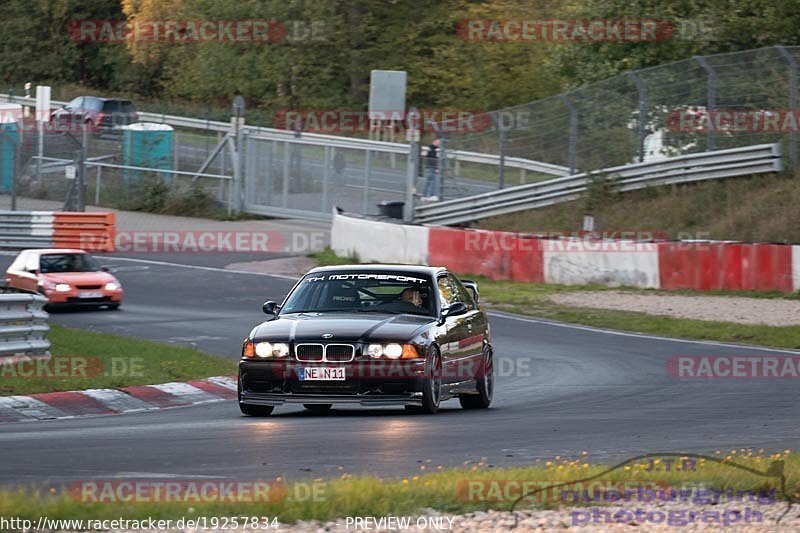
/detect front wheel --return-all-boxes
[459,349,493,409]
[409,346,442,414]
[239,403,274,416]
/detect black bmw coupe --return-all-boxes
[238,265,493,415]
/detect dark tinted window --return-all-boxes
[120,100,136,113]
[101,100,121,112]
[449,274,476,310]
[39,253,100,273]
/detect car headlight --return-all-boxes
[367,344,384,358]
[384,343,403,359]
[55,283,71,292]
[366,343,422,359]
[104,282,120,290]
[255,341,289,358]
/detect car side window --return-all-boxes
[437,275,456,309]
[448,274,476,310]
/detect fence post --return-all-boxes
[776,45,798,172]
[627,71,647,162]
[362,149,371,214]
[438,134,447,200]
[76,123,87,212]
[322,145,330,212]
[695,55,716,151]
[498,123,506,189]
[561,94,578,174]
[404,141,416,221]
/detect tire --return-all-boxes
[412,346,442,414]
[108,303,120,310]
[303,404,332,413]
[239,402,274,416]
[459,348,493,410]
[237,373,273,416]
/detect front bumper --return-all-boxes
[239,358,428,407]
[240,390,423,407]
[44,288,123,307]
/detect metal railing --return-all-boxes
[414,143,783,225]
[0,93,569,179]
[0,293,50,360]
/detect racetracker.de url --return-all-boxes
[1,516,280,531]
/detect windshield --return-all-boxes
[39,253,100,274]
[281,271,436,317]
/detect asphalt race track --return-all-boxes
[0,253,798,487]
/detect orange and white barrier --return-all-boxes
[0,211,115,252]
[332,212,800,293]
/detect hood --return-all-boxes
[40,271,117,285]
[251,312,436,343]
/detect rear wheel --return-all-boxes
[459,349,493,410]
[107,303,120,310]
[303,404,332,413]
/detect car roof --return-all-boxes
[306,264,447,276]
[19,248,88,256]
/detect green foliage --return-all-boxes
[4,1,800,126]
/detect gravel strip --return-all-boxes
[549,291,800,327]
[270,500,795,532]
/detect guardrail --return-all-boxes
[0,293,50,361]
[414,143,783,225]
[0,211,115,251]
[0,93,569,177]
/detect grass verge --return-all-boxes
[311,249,800,349]
[1,450,796,522]
[0,324,235,396]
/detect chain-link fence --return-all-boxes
[13,125,234,214]
[441,46,800,195]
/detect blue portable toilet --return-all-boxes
[0,104,22,193]
[121,122,174,184]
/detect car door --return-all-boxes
[448,273,485,383]
[436,274,472,384]
[7,252,39,293]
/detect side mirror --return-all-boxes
[443,302,468,319]
[262,301,278,315]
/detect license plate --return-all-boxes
[299,367,346,381]
[78,292,104,298]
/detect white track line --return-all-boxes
[489,310,800,354]
[103,256,299,280]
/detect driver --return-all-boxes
[400,287,423,307]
